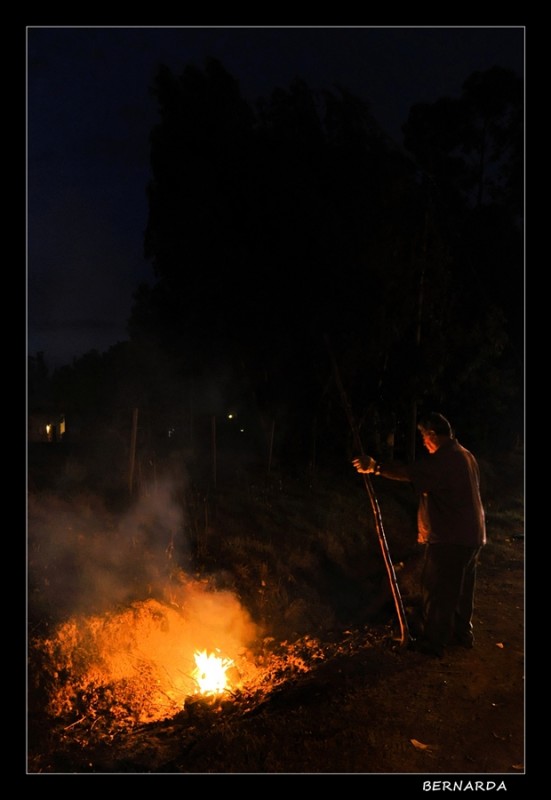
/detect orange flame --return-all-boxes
[192,649,234,695]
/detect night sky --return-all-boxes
[27,26,525,369]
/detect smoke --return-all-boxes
[28,479,257,636]
[31,583,260,724]
[28,480,184,621]
[28,479,261,722]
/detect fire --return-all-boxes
[192,649,234,696]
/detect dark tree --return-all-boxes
[130,60,523,463]
[28,352,52,410]
[401,66,524,448]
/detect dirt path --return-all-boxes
[27,535,525,780]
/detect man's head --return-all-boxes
[417,412,453,453]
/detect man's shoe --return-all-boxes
[450,634,474,649]
[408,637,443,658]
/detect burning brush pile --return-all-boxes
[27,476,401,771]
[30,579,260,732]
[28,575,382,771]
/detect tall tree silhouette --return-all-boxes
[131,59,522,461]
[402,66,523,447]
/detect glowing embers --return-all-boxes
[192,649,235,696]
[29,592,260,732]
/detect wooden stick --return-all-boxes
[324,336,411,647]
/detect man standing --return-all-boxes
[353,412,486,657]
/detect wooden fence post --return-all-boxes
[128,408,139,496]
[211,415,217,490]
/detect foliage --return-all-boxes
[30,61,523,463]
[130,59,523,458]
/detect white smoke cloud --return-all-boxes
[28,481,183,618]
[29,479,262,724]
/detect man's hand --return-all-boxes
[352,455,377,474]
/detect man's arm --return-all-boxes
[375,462,412,481]
[353,456,412,482]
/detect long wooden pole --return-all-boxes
[325,337,411,647]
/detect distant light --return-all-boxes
[168,428,175,438]
[45,424,51,435]
[228,413,234,420]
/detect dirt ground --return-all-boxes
[27,532,525,782]
[26,441,526,783]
